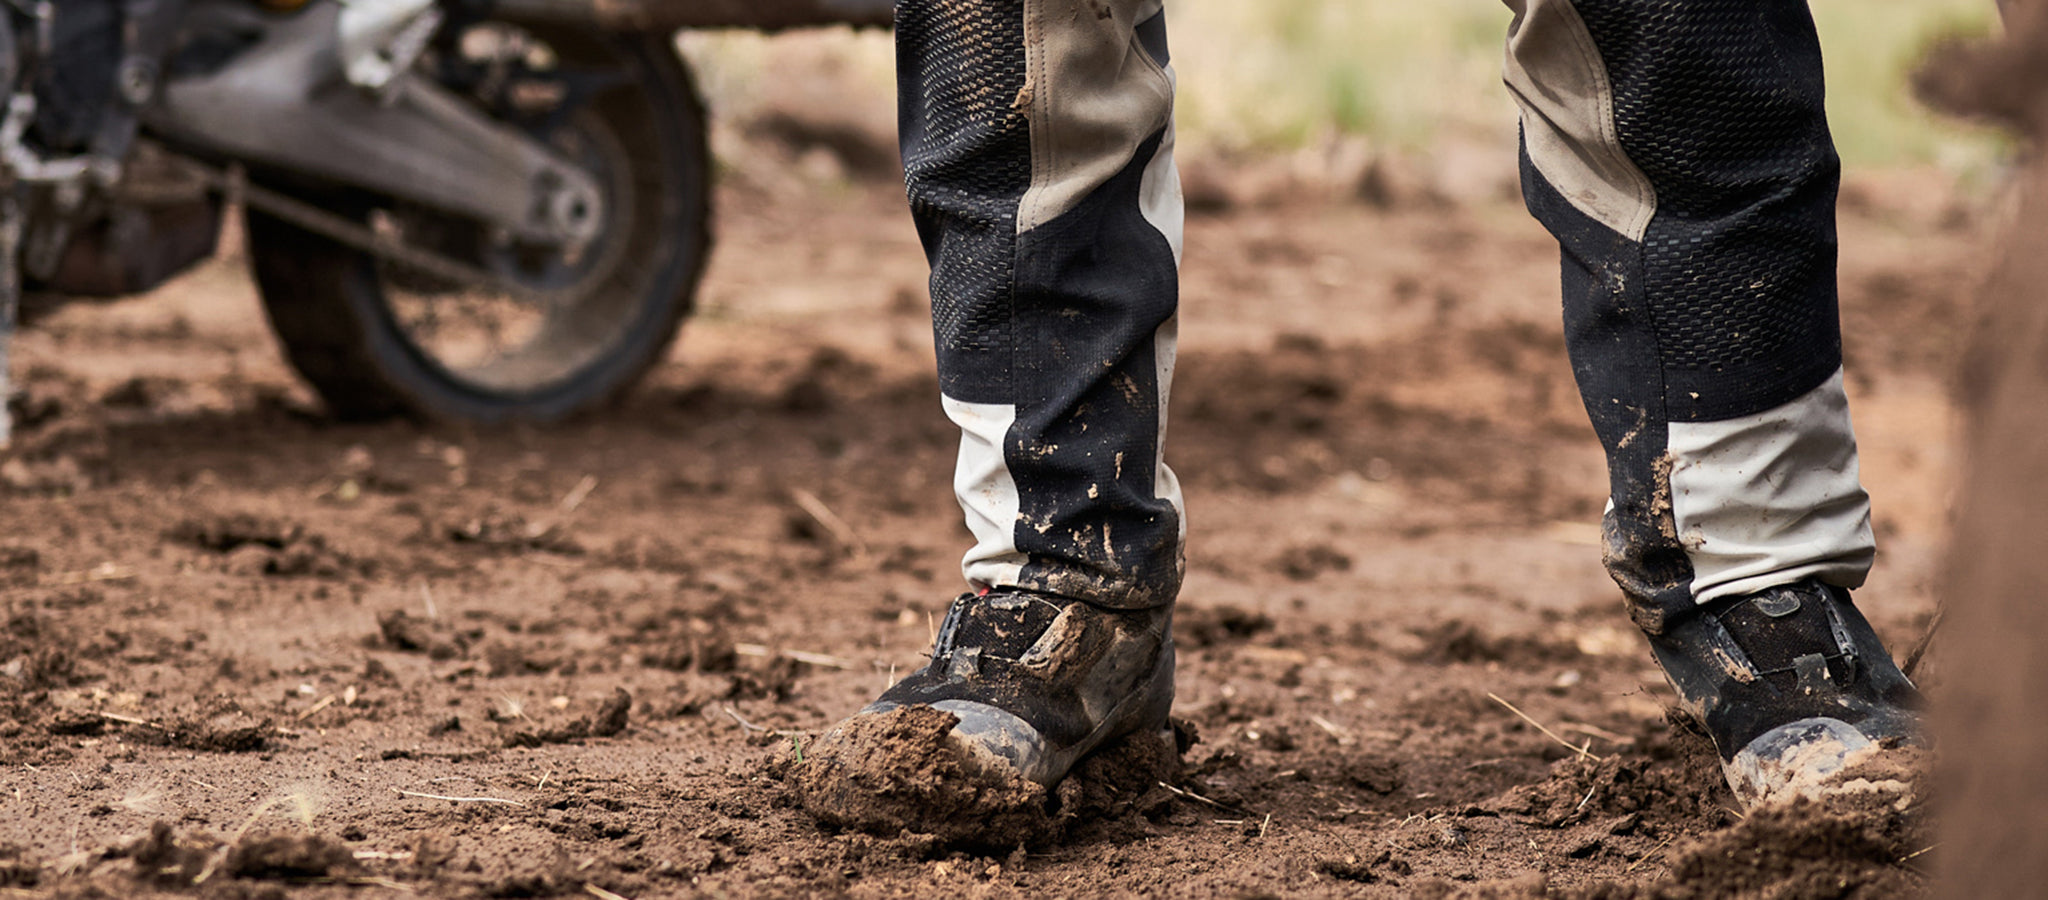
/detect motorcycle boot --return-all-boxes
[1645,579,1924,809]
[828,588,1174,787]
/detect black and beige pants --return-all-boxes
[899,0,1875,630]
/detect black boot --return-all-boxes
[1646,580,1924,808]
[833,588,1174,786]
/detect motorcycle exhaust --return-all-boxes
[489,0,895,32]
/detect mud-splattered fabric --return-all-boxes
[899,0,1185,609]
[1502,0,1875,630]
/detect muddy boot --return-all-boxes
[794,589,1174,840]
[1646,580,1924,809]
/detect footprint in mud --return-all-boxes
[789,705,1186,850]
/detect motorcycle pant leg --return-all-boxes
[1502,0,1876,633]
[896,0,1186,610]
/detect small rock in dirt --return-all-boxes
[226,832,359,880]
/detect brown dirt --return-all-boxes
[0,130,1983,895]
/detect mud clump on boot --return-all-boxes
[792,705,1055,848]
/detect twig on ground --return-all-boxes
[44,563,135,586]
[95,712,160,729]
[296,694,337,722]
[420,583,438,621]
[732,643,859,670]
[390,788,526,806]
[1898,844,1941,865]
[1259,813,1272,839]
[1625,834,1680,874]
[723,706,767,733]
[584,884,633,900]
[333,876,415,891]
[1575,784,1598,814]
[1158,781,1247,815]
[788,487,868,557]
[1486,692,1603,761]
[1307,714,1356,745]
[1561,722,1634,745]
[559,475,599,512]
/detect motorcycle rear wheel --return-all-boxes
[244,25,710,423]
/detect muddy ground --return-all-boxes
[0,130,1981,896]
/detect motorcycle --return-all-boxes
[0,0,893,441]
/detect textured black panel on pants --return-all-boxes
[1522,148,1696,631]
[1010,129,1181,609]
[896,0,1033,403]
[897,0,1182,609]
[1569,0,1843,422]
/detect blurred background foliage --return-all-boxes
[681,0,2003,172]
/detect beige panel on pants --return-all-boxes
[1500,0,1657,242]
[1016,0,1175,234]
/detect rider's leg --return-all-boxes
[1503,0,1921,807]
[808,0,1184,794]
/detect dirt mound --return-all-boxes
[1566,757,1928,900]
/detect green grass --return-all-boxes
[681,0,2004,170]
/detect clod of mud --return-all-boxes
[225,832,360,880]
[790,705,1187,850]
[791,705,1054,848]
[504,687,632,747]
[168,514,365,578]
[125,821,215,885]
[124,708,276,753]
[1175,604,1276,648]
[375,609,464,660]
[638,618,739,673]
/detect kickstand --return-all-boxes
[0,191,19,449]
